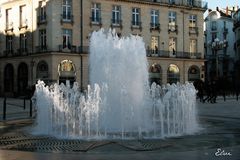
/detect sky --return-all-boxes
[207,0,239,10]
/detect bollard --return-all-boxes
[23,98,26,110]
[30,99,32,117]
[3,97,6,120]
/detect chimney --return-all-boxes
[226,6,228,16]
[216,7,219,11]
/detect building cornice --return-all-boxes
[106,0,207,12]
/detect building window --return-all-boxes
[6,8,13,30]
[38,1,46,23]
[187,0,193,6]
[151,36,159,54]
[169,37,176,56]
[189,15,196,27]
[188,66,200,82]
[62,29,72,49]
[112,5,121,25]
[20,34,27,51]
[212,33,217,42]
[19,5,27,28]
[39,29,46,49]
[167,64,180,84]
[211,21,217,31]
[91,3,101,23]
[168,11,176,31]
[190,39,197,56]
[150,9,159,28]
[62,0,72,21]
[149,63,162,85]
[37,61,49,79]
[6,35,13,51]
[58,60,76,85]
[4,64,14,92]
[132,8,140,26]
[169,0,175,4]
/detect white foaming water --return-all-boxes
[32,29,199,139]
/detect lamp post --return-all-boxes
[208,38,227,79]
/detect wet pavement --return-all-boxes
[0,97,240,160]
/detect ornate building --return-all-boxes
[233,8,240,90]
[0,0,207,96]
[204,7,236,82]
[234,8,240,60]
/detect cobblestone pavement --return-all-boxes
[0,97,239,160]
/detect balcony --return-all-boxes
[61,14,74,24]
[5,22,14,32]
[17,48,28,56]
[35,45,48,53]
[37,14,47,25]
[168,24,178,34]
[59,45,77,53]
[237,39,240,47]
[131,21,142,31]
[204,42,207,48]
[223,28,228,34]
[78,46,89,54]
[168,0,176,5]
[233,21,240,31]
[90,17,102,27]
[3,50,14,57]
[146,49,202,59]
[189,27,198,35]
[150,23,161,32]
[110,19,123,29]
[211,26,217,32]
[19,19,28,30]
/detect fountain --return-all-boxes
[32,29,199,139]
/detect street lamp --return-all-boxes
[208,38,227,79]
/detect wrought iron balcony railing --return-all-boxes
[3,50,14,57]
[189,27,198,35]
[35,45,48,53]
[90,17,102,26]
[146,50,202,59]
[37,14,47,25]
[111,19,123,28]
[17,48,28,56]
[19,19,28,29]
[131,21,142,31]
[5,22,14,32]
[150,23,161,32]
[223,27,228,34]
[61,14,74,24]
[59,45,77,53]
[168,24,178,33]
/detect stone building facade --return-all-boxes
[0,0,207,96]
[233,8,240,88]
[204,8,236,81]
[234,9,240,60]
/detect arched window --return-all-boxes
[18,62,28,95]
[37,61,48,79]
[58,60,76,85]
[4,64,14,92]
[149,63,162,85]
[167,64,180,84]
[188,65,200,82]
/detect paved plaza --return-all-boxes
[0,97,240,160]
